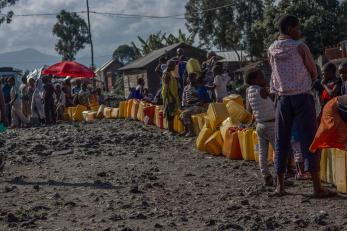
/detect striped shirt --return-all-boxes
[182,85,199,107]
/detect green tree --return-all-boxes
[252,0,346,57]
[112,44,138,64]
[0,0,17,25]
[127,30,194,57]
[53,10,90,61]
[185,0,263,60]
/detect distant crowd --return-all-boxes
[0,75,104,128]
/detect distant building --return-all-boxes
[216,50,250,74]
[325,41,347,60]
[118,43,207,97]
[95,59,123,92]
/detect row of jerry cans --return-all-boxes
[63,104,100,122]
[320,148,347,193]
[116,100,185,133]
[196,124,274,162]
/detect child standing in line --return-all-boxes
[162,60,180,135]
[339,62,347,95]
[268,15,333,197]
[320,62,341,106]
[246,68,275,186]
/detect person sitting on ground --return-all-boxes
[8,76,30,128]
[55,84,66,121]
[180,73,207,137]
[339,62,347,95]
[43,75,56,124]
[133,78,145,100]
[246,68,276,186]
[320,62,341,106]
[268,15,333,197]
[162,60,180,135]
[207,65,230,102]
[78,83,91,107]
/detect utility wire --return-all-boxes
[0,2,235,19]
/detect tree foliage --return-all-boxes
[113,30,194,62]
[185,0,264,60]
[185,0,347,59]
[112,44,139,64]
[53,10,90,61]
[252,0,347,58]
[0,0,18,25]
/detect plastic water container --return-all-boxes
[0,123,6,133]
[204,131,223,156]
[223,94,244,108]
[207,103,229,131]
[196,125,213,151]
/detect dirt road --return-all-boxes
[0,120,346,230]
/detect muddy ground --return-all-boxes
[0,119,346,231]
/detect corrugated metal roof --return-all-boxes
[216,51,250,62]
[118,43,182,71]
[95,59,122,73]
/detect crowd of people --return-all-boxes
[125,15,347,198]
[0,74,104,128]
[127,48,231,137]
[1,14,347,198]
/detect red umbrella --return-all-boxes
[42,61,95,78]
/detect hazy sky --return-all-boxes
[0,0,188,58]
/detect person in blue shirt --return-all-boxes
[133,78,145,100]
[196,76,211,104]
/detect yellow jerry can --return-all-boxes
[226,100,252,124]
[126,100,134,119]
[204,131,223,156]
[97,105,105,119]
[196,125,214,152]
[326,148,337,185]
[86,111,97,122]
[118,101,126,118]
[103,107,113,119]
[237,129,256,161]
[111,108,119,119]
[207,103,229,131]
[73,105,88,122]
[334,148,347,193]
[223,94,244,108]
[220,117,238,141]
[137,101,147,121]
[174,111,185,133]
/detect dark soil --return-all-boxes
[0,119,346,231]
